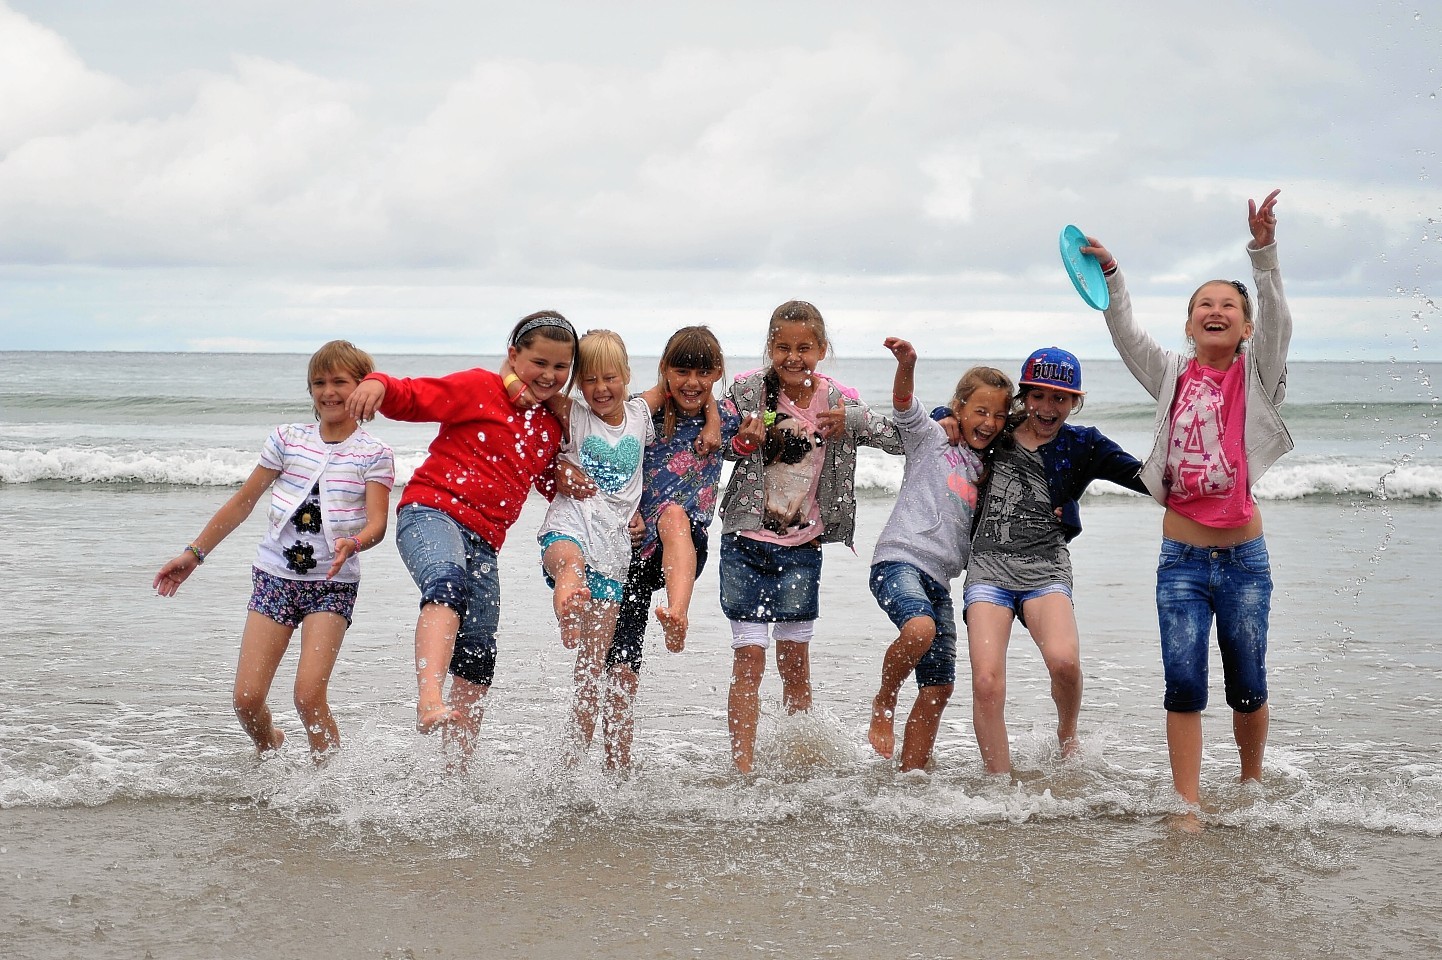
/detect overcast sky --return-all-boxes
[0,1,1437,360]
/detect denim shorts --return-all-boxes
[869,561,958,688]
[1156,535,1272,713]
[609,518,709,673]
[719,532,822,623]
[247,567,358,628]
[396,504,502,687]
[961,581,1072,627]
[538,532,625,603]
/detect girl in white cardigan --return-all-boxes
[153,340,394,758]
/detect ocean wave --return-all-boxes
[0,447,425,486]
[852,452,1442,501]
[4,446,1441,501]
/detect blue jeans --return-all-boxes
[1156,535,1272,713]
[396,505,502,687]
[869,561,958,688]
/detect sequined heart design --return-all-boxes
[580,435,642,494]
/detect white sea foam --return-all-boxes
[0,447,426,487]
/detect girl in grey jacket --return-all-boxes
[718,300,903,772]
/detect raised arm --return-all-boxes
[884,337,918,409]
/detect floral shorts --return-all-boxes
[247,567,358,628]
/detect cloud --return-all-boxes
[0,0,1437,358]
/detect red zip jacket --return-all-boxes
[368,368,560,550]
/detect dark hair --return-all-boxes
[508,310,578,350]
[657,326,724,442]
[508,310,577,391]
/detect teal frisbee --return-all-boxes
[1059,224,1109,310]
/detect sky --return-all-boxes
[0,1,1437,361]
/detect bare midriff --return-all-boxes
[1162,506,1263,548]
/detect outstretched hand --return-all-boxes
[153,552,198,597]
[1248,188,1281,248]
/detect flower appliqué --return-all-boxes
[292,497,323,534]
[284,541,318,575]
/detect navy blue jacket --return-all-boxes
[932,409,1147,542]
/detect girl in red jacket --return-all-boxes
[347,312,577,756]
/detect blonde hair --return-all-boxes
[950,366,1014,415]
[574,329,631,389]
[307,340,375,384]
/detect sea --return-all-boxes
[2,349,1440,959]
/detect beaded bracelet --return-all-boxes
[345,536,362,553]
[186,544,206,564]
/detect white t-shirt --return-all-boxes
[539,395,655,582]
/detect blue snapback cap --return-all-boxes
[1019,347,1084,395]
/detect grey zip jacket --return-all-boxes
[1101,241,1294,506]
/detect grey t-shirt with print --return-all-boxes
[965,442,1072,591]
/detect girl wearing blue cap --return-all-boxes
[962,346,1147,776]
[1082,190,1290,828]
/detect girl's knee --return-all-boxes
[917,682,953,710]
[1048,657,1082,689]
[972,670,1005,705]
[233,687,266,718]
[732,646,765,684]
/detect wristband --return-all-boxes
[502,373,521,390]
[731,435,758,456]
[186,544,206,564]
[1099,259,1118,276]
[345,536,362,553]
[892,393,913,408]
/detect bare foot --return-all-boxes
[868,696,896,759]
[655,605,687,652]
[256,727,285,754]
[1168,811,1204,834]
[1059,734,1081,761]
[417,702,460,734]
[555,585,591,649]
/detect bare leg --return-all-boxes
[568,600,621,754]
[869,616,936,759]
[654,505,695,652]
[1021,593,1083,758]
[414,602,462,733]
[543,540,591,650]
[898,682,953,773]
[603,663,640,770]
[728,645,766,772]
[444,675,489,760]
[1234,704,1269,783]
[775,638,812,715]
[233,610,295,753]
[292,611,347,757]
[1165,709,1204,831]
[967,602,1015,775]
